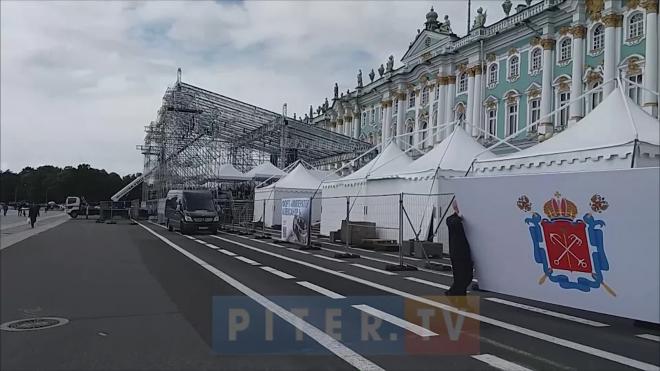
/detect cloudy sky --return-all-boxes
[1,0,517,175]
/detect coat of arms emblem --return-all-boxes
[517,192,615,296]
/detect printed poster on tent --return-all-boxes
[281,198,310,246]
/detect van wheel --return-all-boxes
[167,220,173,232]
[70,211,78,219]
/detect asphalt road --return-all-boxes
[1,218,658,370]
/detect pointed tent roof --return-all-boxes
[211,163,250,181]
[246,162,287,179]
[473,89,660,172]
[329,141,413,183]
[400,127,494,178]
[270,164,323,190]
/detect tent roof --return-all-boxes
[329,141,412,183]
[269,164,323,190]
[246,162,286,179]
[400,127,494,177]
[211,163,251,181]
[474,89,660,171]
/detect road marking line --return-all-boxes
[351,263,397,275]
[184,235,195,240]
[209,234,658,371]
[352,304,436,337]
[218,249,237,256]
[261,266,295,279]
[297,281,345,299]
[235,256,260,265]
[384,253,421,261]
[314,254,345,262]
[472,354,533,371]
[147,221,167,229]
[137,223,382,371]
[266,242,284,248]
[405,276,450,290]
[287,248,310,254]
[485,297,609,327]
[636,334,660,342]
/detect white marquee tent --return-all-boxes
[471,89,660,175]
[208,163,251,181]
[253,164,328,227]
[246,162,287,180]
[320,142,412,236]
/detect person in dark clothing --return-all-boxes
[445,200,474,296]
[28,204,40,229]
[2,203,7,216]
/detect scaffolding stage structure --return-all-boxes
[137,71,372,202]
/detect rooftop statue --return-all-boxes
[369,69,375,82]
[386,55,394,72]
[357,69,363,88]
[439,15,452,33]
[333,82,339,99]
[378,64,385,77]
[472,7,487,29]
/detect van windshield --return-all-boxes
[66,197,77,204]
[183,192,215,212]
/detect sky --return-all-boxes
[1,0,520,175]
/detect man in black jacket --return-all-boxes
[445,200,473,296]
[28,203,40,229]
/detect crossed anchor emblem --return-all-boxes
[549,232,588,269]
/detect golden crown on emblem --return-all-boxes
[543,192,578,219]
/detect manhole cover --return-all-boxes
[0,317,69,332]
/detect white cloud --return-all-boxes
[1,0,518,174]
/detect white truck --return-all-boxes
[64,197,100,218]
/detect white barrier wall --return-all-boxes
[450,167,660,323]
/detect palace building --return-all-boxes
[312,0,659,172]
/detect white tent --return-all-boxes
[472,89,660,175]
[246,162,287,180]
[253,164,325,227]
[208,163,251,181]
[320,142,412,236]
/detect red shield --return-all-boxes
[540,219,593,273]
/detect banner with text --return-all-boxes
[281,198,310,245]
[450,167,660,323]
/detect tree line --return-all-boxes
[0,164,142,204]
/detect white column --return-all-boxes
[413,88,421,146]
[466,68,476,136]
[437,77,447,139]
[472,67,483,137]
[337,118,343,135]
[569,25,586,125]
[353,113,361,138]
[382,101,391,144]
[445,76,456,128]
[344,115,352,136]
[643,1,658,115]
[602,14,621,96]
[427,83,436,145]
[396,93,406,149]
[540,38,555,140]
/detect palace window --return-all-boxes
[486,107,497,138]
[458,73,468,93]
[421,87,429,106]
[455,103,466,122]
[434,86,440,100]
[488,63,498,86]
[528,98,541,133]
[530,48,542,73]
[407,124,414,147]
[371,108,376,122]
[557,91,571,128]
[592,24,604,52]
[558,38,572,63]
[508,56,520,80]
[588,81,603,112]
[628,74,643,104]
[362,112,367,124]
[408,92,416,108]
[628,12,644,40]
[421,122,428,149]
[506,101,518,136]
[393,99,399,115]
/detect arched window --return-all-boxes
[407,125,414,147]
[589,81,603,112]
[458,73,468,93]
[508,56,520,80]
[421,122,428,149]
[530,48,542,73]
[559,38,572,63]
[557,91,571,128]
[528,97,541,133]
[408,92,416,108]
[628,12,644,40]
[488,64,498,85]
[421,87,429,105]
[592,24,604,52]
[455,103,466,122]
[434,86,440,100]
[628,74,643,104]
[393,98,399,115]
[485,107,497,138]
[506,100,518,136]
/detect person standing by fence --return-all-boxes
[2,203,8,216]
[445,200,474,296]
[28,203,40,228]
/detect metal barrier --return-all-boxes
[98,201,135,224]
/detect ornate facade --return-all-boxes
[313,0,659,172]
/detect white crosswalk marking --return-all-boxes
[636,334,660,342]
[351,263,397,275]
[314,254,345,262]
[405,276,450,290]
[261,266,295,279]
[485,297,609,327]
[235,256,260,265]
[472,354,533,371]
[352,304,437,337]
[297,281,345,299]
[218,249,237,256]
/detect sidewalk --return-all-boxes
[0,211,69,250]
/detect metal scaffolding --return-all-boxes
[139,71,372,201]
